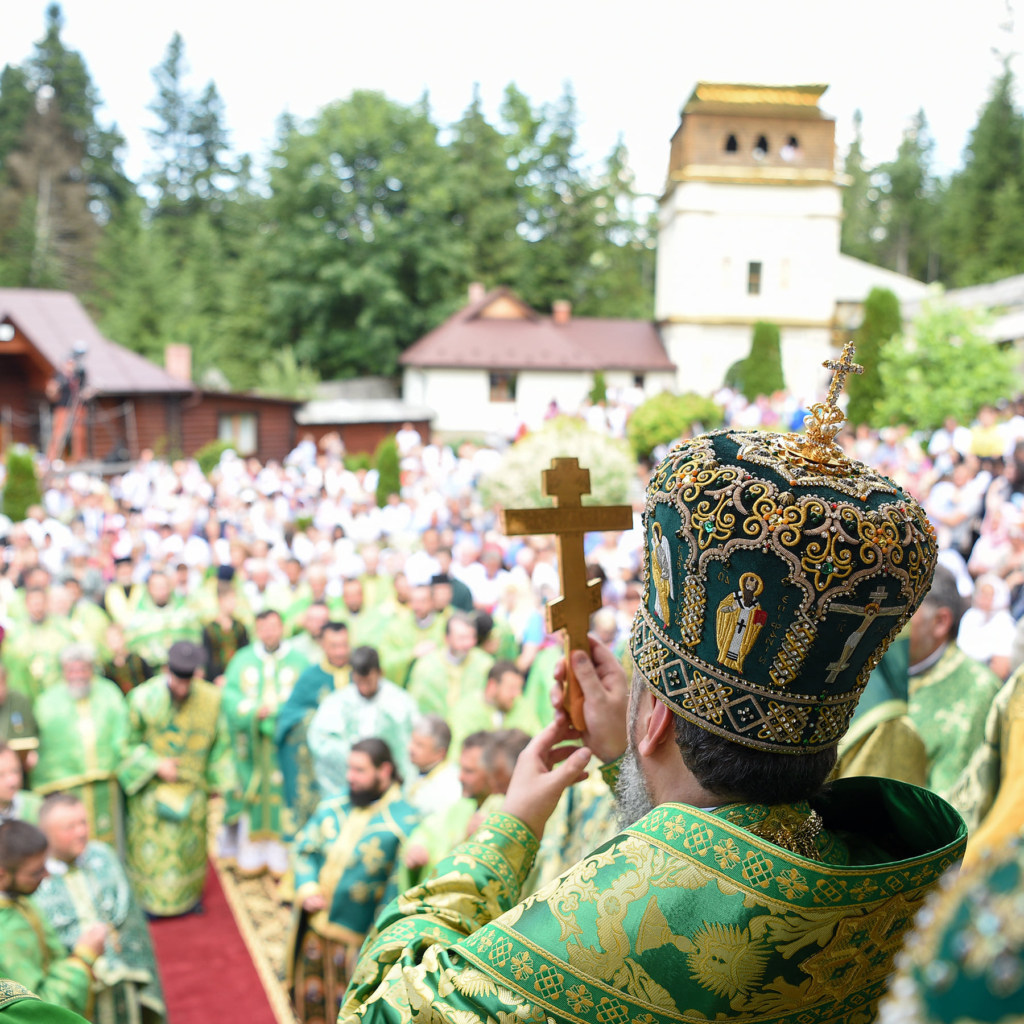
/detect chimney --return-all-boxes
[164,344,193,383]
[552,300,572,326]
[468,282,486,304]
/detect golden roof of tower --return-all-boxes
[683,82,830,119]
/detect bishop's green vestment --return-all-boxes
[341,777,966,1024]
[34,841,165,1024]
[0,979,89,1023]
[908,644,1002,798]
[118,676,234,916]
[221,642,308,842]
[407,648,493,722]
[0,898,92,1015]
[289,785,420,1022]
[276,660,350,837]
[32,679,129,850]
[1,617,76,700]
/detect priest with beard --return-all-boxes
[288,738,419,1024]
[339,414,969,1024]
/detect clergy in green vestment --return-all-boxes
[62,580,112,663]
[397,730,491,891]
[449,660,541,756]
[288,739,420,1023]
[339,411,968,1024]
[282,566,329,636]
[835,634,929,786]
[521,642,560,731]
[118,642,234,916]
[308,647,418,798]
[34,794,165,1024]
[32,646,129,852]
[407,612,493,720]
[906,566,1003,798]
[276,622,351,837]
[335,579,386,649]
[2,589,76,700]
[102,560,144,628]
[0,821,105,1016]
[402,716,461,818]
[0,978,89,1023]
[220,609,307,876]
[284,602,331,666]
[358,546,394,610]
[0,745,40,825]
[123,573,201,670]
[378,586,449,687]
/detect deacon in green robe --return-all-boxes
[1,589,75,700]
[118,642,234,916]
[407,613,493,720]
[34,794,165,1024]
[449,660,541,755]
[276,622,351,836]
[340,421,967,1024]
[0,820,104,1016]
[0,745,40,825]
[906,567,1003,797]
[220,610,307,875]
[0,978,90,1023]
[124,572,201,669]
[307,647,418,798]
[288,740,420,1023]
[32,648,129,851]
[378,586,449,687]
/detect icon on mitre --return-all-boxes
[651,522,674,627]
[715,572,768,673]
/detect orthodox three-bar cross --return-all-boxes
[500,458,633,730]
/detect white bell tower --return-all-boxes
[655,83,844,400]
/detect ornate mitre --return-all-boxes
[629,343,938,753]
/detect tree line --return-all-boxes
[2,6,1024,394]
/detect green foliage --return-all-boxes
[627,391,723,459]
[480,416,633,509]
[3,446,41,522]
[723,359,745,392]
[846,288,902,426]
[257,346,319,399]
[194,438,232,476]
[874,303,1019,430]
[841,110,881,266]
[374,435,401,507]
[344,452,372,472]
[740,322,785,400]
[589,371,607,406]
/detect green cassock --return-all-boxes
[118,676,234,916]
[276,660,351,838]
[908,644,1003,798]
[341,776,966,1024]
[448,693,542,758]
[1,617,76,700]
[69,600,112,661]
[0,899,91,1015]
[289,785,421,1023]
[0,979,89,1023]
[379,611,450,689]
[32,679,129,850]
[221,642,308,841]
[123,602,201,669]
[407,647,494,721]
[34,841,165,1024]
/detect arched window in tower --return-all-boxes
[780,135,801,162]
[724,134,738,153]
[753,135,768,159]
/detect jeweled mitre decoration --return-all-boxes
[630,342,938,753]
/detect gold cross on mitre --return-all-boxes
[791,340,863,464]
[500,458,633,730]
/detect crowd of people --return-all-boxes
[0,395,1022,1022]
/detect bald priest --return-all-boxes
[339,397,967,1024]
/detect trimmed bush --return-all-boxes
[740,321,785,400]
[374,435,401,507]
[846,288,902,426]
[195,439,233,477]
[2,446,41,522]
[627,392,724,459]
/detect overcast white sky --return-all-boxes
[1,0,1021,196]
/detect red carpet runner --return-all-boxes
[148,862,282,1024]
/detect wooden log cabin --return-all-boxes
[0,289,300,464]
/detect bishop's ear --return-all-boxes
[635,693,676,759]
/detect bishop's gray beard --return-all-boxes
[614,744,654,828]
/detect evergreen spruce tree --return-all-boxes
[846,288,902,426]
[741,322,785,401]
[841,111,881,265]
[374,435,401,507]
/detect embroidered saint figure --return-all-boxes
[715,573,768,673]
[651,521,674,626]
